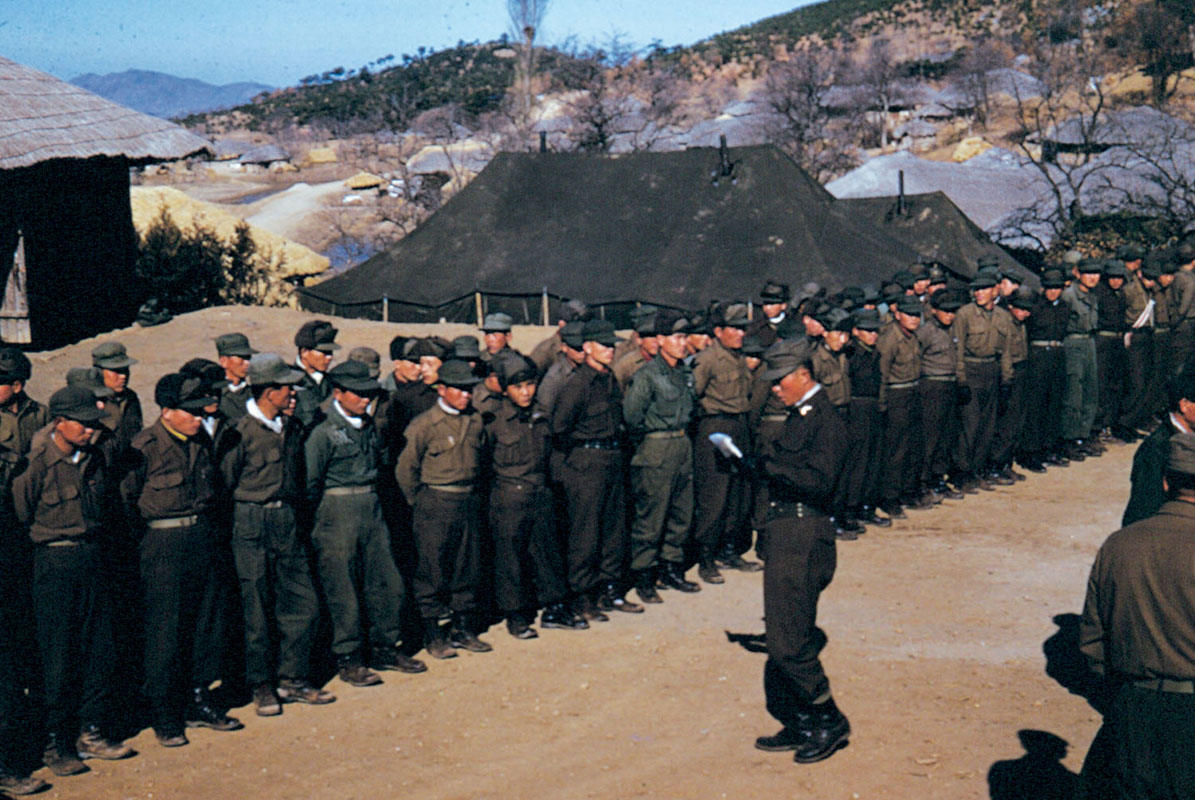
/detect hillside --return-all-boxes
[71,69,272,119]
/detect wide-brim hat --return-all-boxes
[438,358,483,388]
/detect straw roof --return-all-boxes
[345,171,384,190]
[0,55,212,170]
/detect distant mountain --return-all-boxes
[70,69,273,119]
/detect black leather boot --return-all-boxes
[793,698,850,764]
[657,561,701,593]
[634,570,662,604]
[697,549,724,584]
[186,686,243,731]
[450,614,494,652]
[423,618,458,659]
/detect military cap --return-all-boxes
[860,285,882,305]
[92,341,137,369]
[761,339,814,382]
[0,346,31,382]
[389,335,409,361]
[247,353,304,386]
[1141,260,1162,280]
[1177,241,1195,265]
[155,372,217,412]
[1062,249,1084,265]
[1076,257,1104,275]
[402,338,444,361]
[822,308,855,332]
[1102,259,1128,279]
[480,312,513,333]
[841,286,865,304]
[66,367,114,399]
[450,335,481,360]
[581,319,623,346]
[713,303,750,329]
[1161,251,1180,275]
[686,311,714,336]
[1000,269,1023,285]
[894,296,923,316]
[48,385,105,423]
[1168,433,1195,476]
[1116,243,1145,261]
[978,265,1003,281]
[1010,289,1036,311]
[294,320,340,353]
[970,273,998,290]
[927,265,948,285]
[215,332,257,358]
[892,270,916,290]
[560,321,586,349]
[348,346,381,379]
[437,359,482,388]
[976,254,1001,271]
[740,334,767,356]
[907,263,929,279]
[180,358,226,394]
[795,281,824,304]
[759,280,791,304]
[326,360,382,394]
[930,289,964,312]
[852,309,883,331]
[1041,269,1066,289]
[559,298,590,323]
[630,305,660,335]
[494,353,539,388]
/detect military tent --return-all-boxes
[298,145,921,326]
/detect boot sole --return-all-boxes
[185,720,244,731]
[794,734,850,764]
[754,739,802,752]
[540,621,588,630]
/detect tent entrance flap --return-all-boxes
[1,232,30,344]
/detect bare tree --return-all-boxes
[1114,0,1195,107]
[508,0,551,120]
[857,39,900,150]
[760,47,860,182]
[1001,30,1115,248]
[945,39,1014,130]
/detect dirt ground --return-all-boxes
[23,306,1120,800]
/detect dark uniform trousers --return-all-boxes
[629,434,693,572]
[958,361,1000,474]
[993,362,1029,467]
[32,542,113,737]
[763,509,837,727]
[752,415,789,553]
[412,488,481,620]
[1149,329,1172,418]
[1027,344,1066,459]
[919,379,959,483]
[880,386,922,502]
[841,399,882,511]
[140,518,223,713]
[1174,320,1195,379]
[1063,335,1099,441]
[1123,330,1155,432]
[231,502,320,686]
[1095,683,1195,799]
[1095,333,1128,432]
[310,491,404,656]
[558,447,626,596]
[489,480,566,614]
[0,527,36,749]
[693,415,752,557]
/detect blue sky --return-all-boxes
[0,1,812,87]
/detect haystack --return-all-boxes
[129,187,330,307]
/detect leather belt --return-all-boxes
[493,475,545,490]
[887,380,919,390]
[1031,340,1062,347]
[924,375,956,382]
[964,356,996,363]
[324,486,374,496]
[766,500,826,520]
[1132,678,1195,694]
[644,430,686,439]
[577,438,619,450]
[238,499,285,509]
[1096,331,1122,338]
[760,414,789,422]
[147,514,200,530]
[426,484,473,494]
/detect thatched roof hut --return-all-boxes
[0,55,211,346]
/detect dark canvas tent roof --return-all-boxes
[0,55,211,170]
[838,192,1031,283]
[300,146,920,316]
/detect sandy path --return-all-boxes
[241,181,347,241]
[24,306,1118,799]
